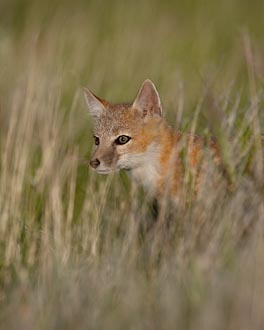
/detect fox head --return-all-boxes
[84,79,163,174]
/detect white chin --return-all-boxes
[95,169,112,175]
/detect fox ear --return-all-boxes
[83,87,108,118]
[132,79,162,117]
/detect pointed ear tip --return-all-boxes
[83,87,96,100]
[83,87,89,95]
[143,78,154,85]
[141,79,158,90]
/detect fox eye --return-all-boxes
[115,135,131,145]
[93,136,100,145]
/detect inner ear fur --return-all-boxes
[83,87,109,118]
[132,79,162,117]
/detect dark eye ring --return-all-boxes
[115,135,131,145]
[94,136,100,145]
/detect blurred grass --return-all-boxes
[0,0,264,329]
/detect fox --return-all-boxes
[84,79,220,202]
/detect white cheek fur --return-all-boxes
[117,143,160,191]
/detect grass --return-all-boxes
[0,0,264,328]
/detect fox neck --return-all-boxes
[128,120,175,195]
[129,142,161,194]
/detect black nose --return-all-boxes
[90,158,100,169]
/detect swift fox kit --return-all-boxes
[84,80,219,199]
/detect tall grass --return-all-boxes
[0,0,264,328]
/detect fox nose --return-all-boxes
[90,158,100,169]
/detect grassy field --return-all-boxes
[0,0,264,328]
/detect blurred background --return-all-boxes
[0,0,264,329]
[1,0,264,102]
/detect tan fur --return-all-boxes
[84,79,221,200]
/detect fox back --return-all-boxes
[84,80,219,199]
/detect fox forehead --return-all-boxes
[94,103,142,138]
